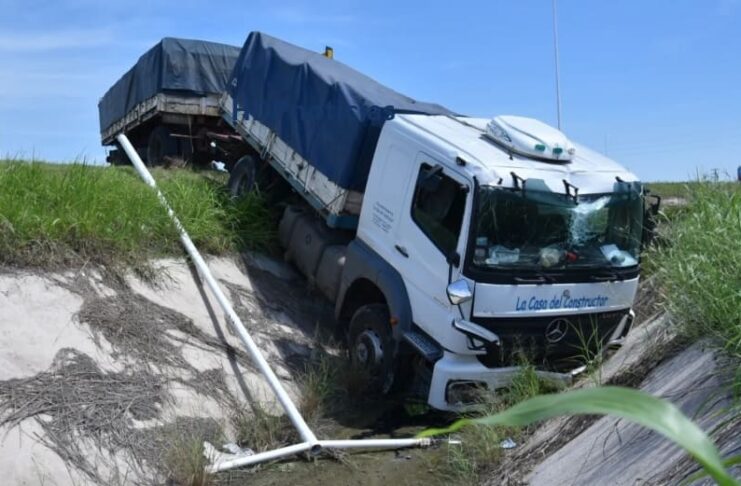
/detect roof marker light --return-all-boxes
[485,116,575,162]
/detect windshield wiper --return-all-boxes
[589,271,620,282]
[514,276,546,284]
[515,272,556,284]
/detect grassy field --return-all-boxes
[646,180,738,199]
[649,181,741,361]
[0,161,276,269]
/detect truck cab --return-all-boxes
[347,114,644,410]
[222,31,651,411]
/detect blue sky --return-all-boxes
[1,0,739,181]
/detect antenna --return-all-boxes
[552,0,563,130]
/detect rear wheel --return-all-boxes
[227,154,259,198]
[348,304,397,395]
[227,154,290,201]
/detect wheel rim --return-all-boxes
[354,329,384,368]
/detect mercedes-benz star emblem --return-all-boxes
[545,318,570,343]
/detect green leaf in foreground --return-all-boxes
[419,386,738,486]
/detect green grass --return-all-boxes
[232,404,299,453]
[164,436,214,486]
[0,161,276,269]
[645,181,693,199]
[649,181,741,360]
[437,363,561,484]
[646,180,738,199]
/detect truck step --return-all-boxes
[403,330,443,362]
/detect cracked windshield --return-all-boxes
[472,183,644,271]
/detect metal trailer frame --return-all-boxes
[101,93,223,145]
[116,133,452,473]
[221,95,363,229]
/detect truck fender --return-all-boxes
[335,240,412,343]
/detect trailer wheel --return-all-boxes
[146,125,178,167]
[227,155,258,198]
[348,304,396,395]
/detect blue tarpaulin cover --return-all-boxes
[228,32,455,192]
[98,38,240,133]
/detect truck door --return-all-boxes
[394,155,472,351]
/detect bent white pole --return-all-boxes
[116,134,318,446]
[117,133,445,474]
[206,442,314,473]
[320,438,444,449]
[206,438,447,473]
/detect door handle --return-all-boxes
[394,245,409,258]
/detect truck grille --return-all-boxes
[472,310,628,371]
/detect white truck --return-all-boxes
[224,32,657,410]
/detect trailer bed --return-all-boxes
[101,93,223,145]
[222,95,363,229]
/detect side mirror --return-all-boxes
[447,279,472,306]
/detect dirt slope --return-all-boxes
[0,254,331,485]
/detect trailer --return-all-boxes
[98,37,243,167]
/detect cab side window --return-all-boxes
[411,163,467,256]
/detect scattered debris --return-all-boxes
[203,441,254,467]
[499,438,517,449]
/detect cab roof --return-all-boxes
[398,114,639,195]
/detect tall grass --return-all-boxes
[0,161,276,268]
[646,181,737,199]
[649,181,741,360]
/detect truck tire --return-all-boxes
[146,125,179,167]
[228,154,291,202]
[348,304,396,395]
[227,155,258,198]
[107,148,127,166]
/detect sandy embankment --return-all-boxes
[0,254,329,485]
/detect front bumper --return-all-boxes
[426,310,634,411]
[427,352,574,411]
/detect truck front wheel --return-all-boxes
[348,304,396,395]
